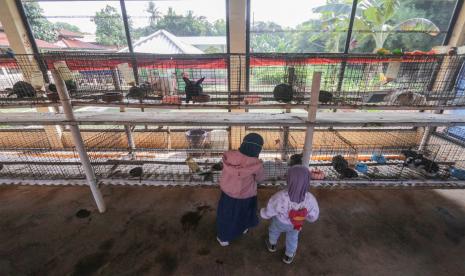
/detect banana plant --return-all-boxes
[314,0,440,51]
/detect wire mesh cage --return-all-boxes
[308,127,464,182]
[0,54,53,106]
[43,52,134,101]
[248,53,465,108]
[135,54,229,104]
[0,127,84,180]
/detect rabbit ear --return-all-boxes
[196,77,205,85]
[183,77,190,84]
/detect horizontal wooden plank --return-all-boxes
[0,111,464,127]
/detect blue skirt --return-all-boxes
[216,192,259,242]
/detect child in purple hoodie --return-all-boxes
[261,165,319,264]
[216,133,265,246]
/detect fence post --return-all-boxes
[302,72,321,166]
[51,68,106,213]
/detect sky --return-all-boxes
[37,0,326,34]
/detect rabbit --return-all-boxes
[332,155,349,172]
[319,90,333,104]
[289,153,303,166]
[183,76,205,103]
[402,150,439,174]
[273,83,294,103]
[126,81,154,100]
[6,81,36,98]
[384,89,426,106]
[340,167,358,178]
[332,155,358,178]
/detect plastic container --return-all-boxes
[371,154,386,165]
[355,163,369,174]
[310,168,325,180]
[162,95,181,104]
[450,167,465,180]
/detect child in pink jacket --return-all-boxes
[261,165,319,264]
[216,133,265,246]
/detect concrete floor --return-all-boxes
[1,186,465,276]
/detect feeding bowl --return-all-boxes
[243,95,262,104]
[310,168,325,180]
[355,163,369,174]
[162,95,182,104]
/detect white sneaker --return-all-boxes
[216,237,229,246]
[243,228,249,234]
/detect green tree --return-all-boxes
[250,21,292,52]
[23,1,56,42]
[292,20,329,52]
[314,0,440,52]
[54,22,81,33]
[212,19,226,36]
[93,5,127,47]
[147,1,161,26]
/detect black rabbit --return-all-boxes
[401,149,439,174]
[273,83,294,103]
[183,77,205,103]
[289,153,303,166]
[332,155,358,178]
[319,90,333,104]
[6,81,36,98]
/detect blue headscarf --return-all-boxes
[239,133,264,158]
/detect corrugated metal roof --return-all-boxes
[119,30,203,54]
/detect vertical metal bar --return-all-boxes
[443,0,465,45]
[51,69,106,213]
[15,0,50,83]
[226,1,231,111]
[343,0,358,54]
[302,72,321,166]
[119,0,139,85]
[112,68,136,156]
[336,0,358,92]
[245,0,251,92]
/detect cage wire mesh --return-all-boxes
[43,52,134,100]
[0,54,52,105]
[306,128,460,181]
[0,127,84,179]
[249,53,465,108]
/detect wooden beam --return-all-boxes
[1,111,465,127]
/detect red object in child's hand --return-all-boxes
[289,208,308,231]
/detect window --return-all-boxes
[125,0,227,54]
[349,0,459,53]
[250,0,460,54]
[21,0,126,52]
[250,0,352,53]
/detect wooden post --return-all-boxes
[302,72,321,166]
[51,69,106,213]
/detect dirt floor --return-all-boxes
[1,186,465,276]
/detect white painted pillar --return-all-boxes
[52,69,106,213]
[228,0,247,150]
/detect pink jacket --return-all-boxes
[219,151,265,199]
